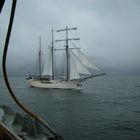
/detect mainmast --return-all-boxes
[56,26,79,81]
[51,29,54,80]
[65,26,69,81]
[39,36,42,78]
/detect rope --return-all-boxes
[2,1,63,139]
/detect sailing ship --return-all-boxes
[27,27,104,90]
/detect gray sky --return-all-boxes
[0,0,140,75]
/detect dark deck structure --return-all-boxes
[0,122,21,140]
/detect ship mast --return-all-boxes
[51,29,54,80]
[39,36,42,78]
[56,26,79,81]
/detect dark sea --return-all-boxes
[0,75,140,140]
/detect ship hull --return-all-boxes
[27,79,82,90]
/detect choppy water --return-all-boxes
[0,75,140,140]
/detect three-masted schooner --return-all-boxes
[27,27,104,90]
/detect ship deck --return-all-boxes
[0,121,22,140]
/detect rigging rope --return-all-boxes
[2,0,63,139]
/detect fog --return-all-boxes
[0,0,140,75]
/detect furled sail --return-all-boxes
[42,47,52,76]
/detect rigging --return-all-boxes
[1,0,63,139]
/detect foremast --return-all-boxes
[56,26,79,81]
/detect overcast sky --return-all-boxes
[0,0,140,75]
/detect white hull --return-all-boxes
[28,79,82,90]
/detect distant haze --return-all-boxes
[0,0,140,75]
